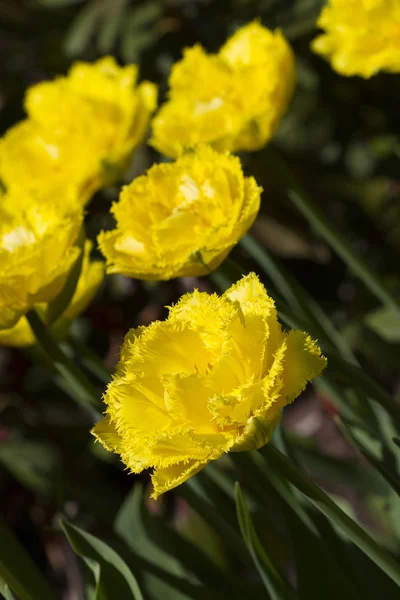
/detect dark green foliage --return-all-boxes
[1,0,400,598]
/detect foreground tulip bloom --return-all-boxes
[92,273,326,498]
[151,22,295,157]
[311,0,400,78]
[0,57,157,203]
[0,190,83,329]
[98,146,261,279]
[0,241,104,347]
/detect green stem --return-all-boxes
[26,310,101,419]
[261,444,400,587]
[265,148,400,318]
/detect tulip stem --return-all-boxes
[261,444,400,587]
[265,147,400,318]
[26,309,101,418]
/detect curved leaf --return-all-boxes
[62,520,143,600]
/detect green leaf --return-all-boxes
[178,478,250,567]
[338,417,400,497]
[365,306,400,342]
[64,0,102,56]
[0,435,57,494]
[264,147,400,318]
[115,483,242,597]
[47,227,85,325]
[0,576,17,600]
[286,431,390,496]
[233,452,360,600]
[26,309,100,416]
[97,0,129,53]
[125,0,162,28]
[120,2,162,62]
[115,484,190,600]
[0,522,57,600]
[61,520,144,600]
[261,444,400,588]
[235,483,299,600]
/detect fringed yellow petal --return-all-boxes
[91,415,124,454]
[1,57,157,204]
[311,0,400,78]
[151,460,208,499]
[98,145,261,280]
[163,372,217,433]
[93,274,326,498]
[150,21,295,156]
[279,330,328,404]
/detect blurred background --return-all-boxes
[1,0,400,598]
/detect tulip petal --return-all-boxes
[279,330,327,403]
[151,459,208,499]
[91,415,123,454]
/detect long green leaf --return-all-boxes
[26,309,100,417]
[115,483,245,598]
[261,444,400,587]
[235,482,300,600]
[64,0,102,56]
[109,540,226,600]
[61,520,144,600]
[114,484,190,600]
[233,452,360,600]
[0,522,57,600]
[0,577,17,600]
[178,478,251,568]
[264,147,400,318]
[338,417,400,497]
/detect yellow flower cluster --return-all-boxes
[0,188,104,344]
[0,57,157,204]
[1,22,326,498]
[151,22,295,157]
[98,146,261,280]
[92,274,326,498]
[311,0,400,78]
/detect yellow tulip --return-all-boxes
[0,57,157,204]
[98,145,261,280]
[92,273,326,499]
[311,0,400,77]
[151,21,295,157]
[0,189,83,329]
[0,241,104,347]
